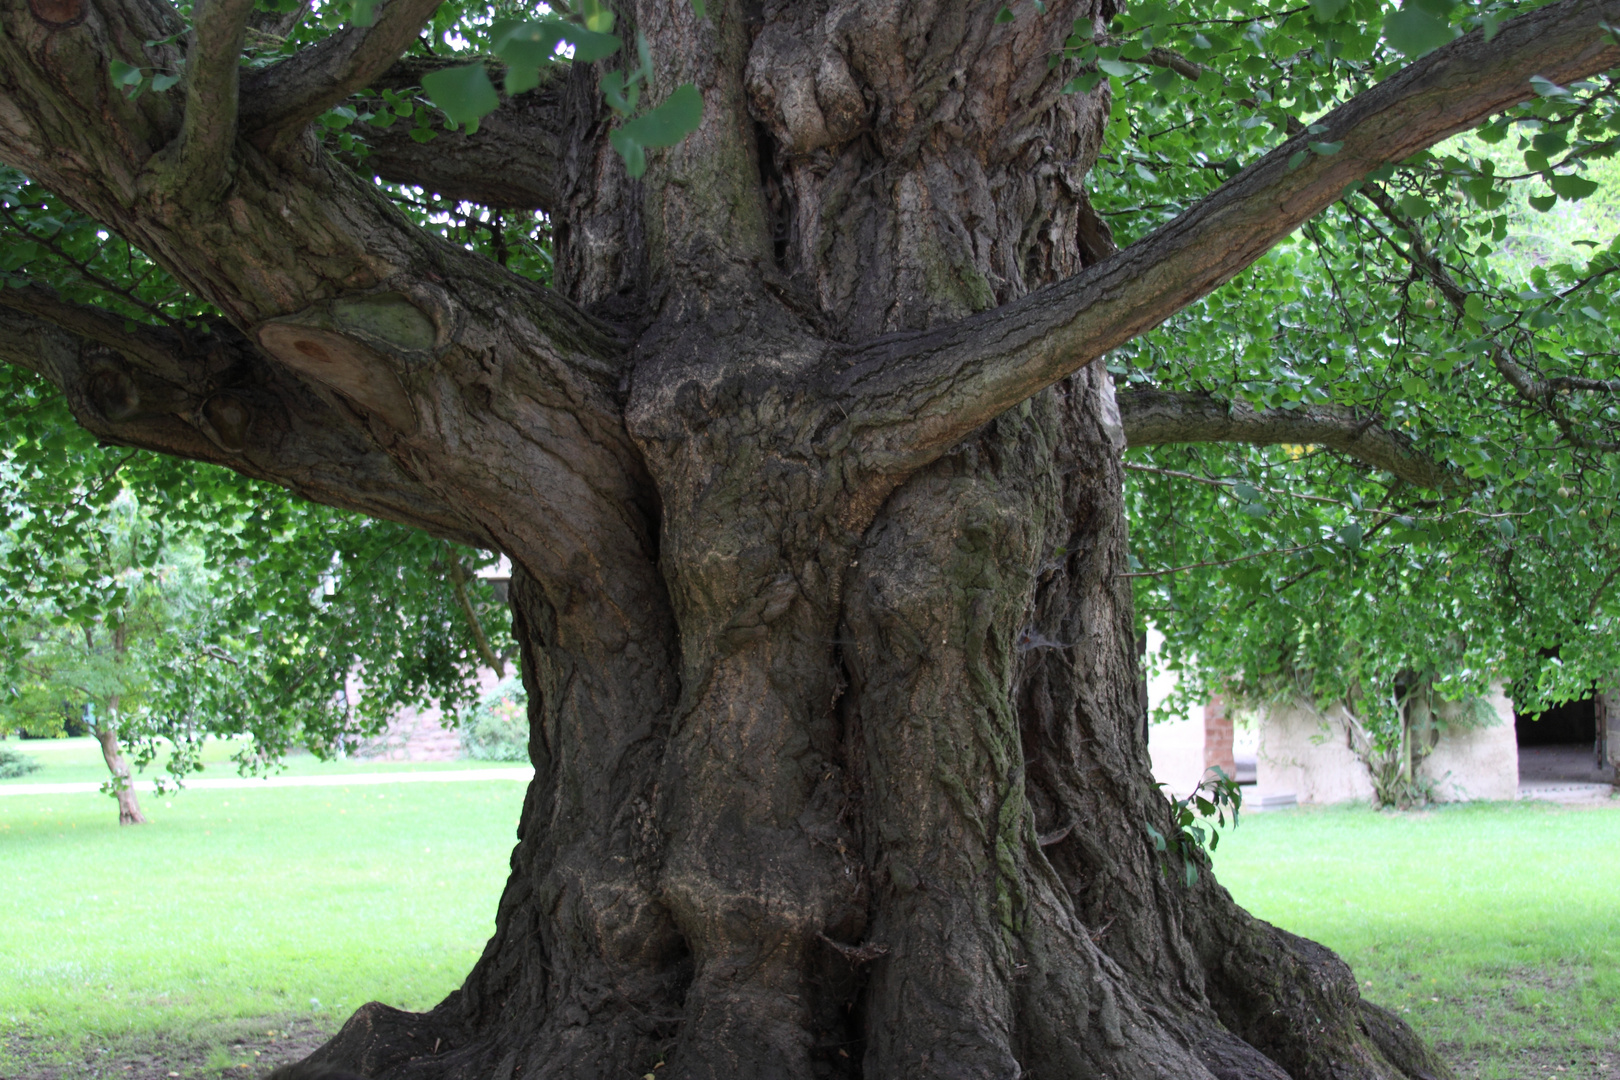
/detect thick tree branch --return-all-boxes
[0,288,482,546]
[240,0,444,148]
[830,0,1620,470]
[1118,389,1464,492]
[344,58,569,210]
[0,0,655,600]
[1549,374,1620,393]
[168,0,257,194]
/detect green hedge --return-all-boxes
[0,745,42,779]
[460,677,529,762]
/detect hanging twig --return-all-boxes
[1119,543,1314,580]
[447,550,505,678]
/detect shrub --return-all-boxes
[0,745,42,779]
[460,678,529,762]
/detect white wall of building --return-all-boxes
[1257,700,1375,805]
[1254,686,1518,805]
[1145,631,1521,806]
[1145,629,1206,798]
[1421,685,1519,801]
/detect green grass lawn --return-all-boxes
[1213,798,1620,1079]
[0,735,523,788]
[2,772,1615,1079]
[0,776,526,1077]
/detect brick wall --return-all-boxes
[1204,694,1235,777]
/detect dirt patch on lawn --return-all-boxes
[1441,1043,1620,1079]
[10,1002,1616,1080]
[1433,966,1620,1080]
[0,1016,332,1080]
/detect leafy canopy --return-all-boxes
[1,363,513,782]
[3,0,1620,780]
[1055,0,1620,732]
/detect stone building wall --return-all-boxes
[1204,695,1235,777]
[1421,685,1520,801]
[1603,690,1620,770]
[1255,686,1518,805]
[356,667,504,762]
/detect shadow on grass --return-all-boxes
[0,1014,333,1080]
[1428,964,1620,1080]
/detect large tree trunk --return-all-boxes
[7,0,1617,1076]
[273,6,1448,1077]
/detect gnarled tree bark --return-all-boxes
[4,0,1618,1075]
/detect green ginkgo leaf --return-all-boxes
[617,83,704,150]
[109,59,144,92]
[1383,8,1457,58]
[609,129,647,178]
[579,0,615,33]
[422,64,500,134]
[563,28,623,63]
[1549,174,1599,201]
[493,21,567,95]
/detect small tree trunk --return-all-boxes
[95,702,147,826]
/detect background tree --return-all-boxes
[1,0,1618,1078]
[1,365,514,819]
[1115,69,1620,803]
[2,487,194,823]
[2,485,170,822]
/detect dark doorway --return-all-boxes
[1515,696,1596,746]
[1515,695,1612,784]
